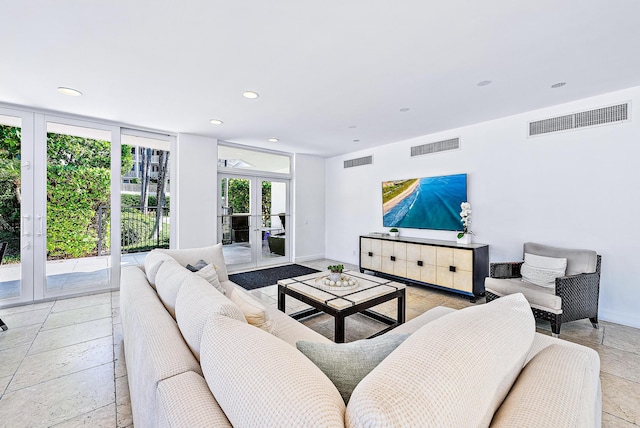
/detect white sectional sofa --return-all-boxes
[121,244,602,427]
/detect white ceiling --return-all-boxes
[2,0,640,157]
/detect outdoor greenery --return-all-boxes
[224,178,273,225]
[381,178,418,204]
[0,124,140,261]
[121,193,170,208]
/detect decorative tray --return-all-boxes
[315,274,359,291]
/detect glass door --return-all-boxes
[41,118,116,297]
[0,109,34,307]
[219,175,290,271]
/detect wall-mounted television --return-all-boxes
[382,173,467,231]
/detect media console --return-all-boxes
[359,234,489,302]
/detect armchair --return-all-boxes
[485,242,601,337]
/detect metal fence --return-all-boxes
[97,205,170,255]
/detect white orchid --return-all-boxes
[457,202,473,238]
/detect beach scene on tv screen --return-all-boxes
[382,173,467,231]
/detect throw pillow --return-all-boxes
[194,263,226,295]
[521,253,567,288]
[297,334,409,403]
[228,288,275,333]
[185,259,208,272]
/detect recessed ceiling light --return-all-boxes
[209,119,223,125]
[242,91,259,99]
[353,139,360,142]
[477,80,492,87]
[348,125,357,129]
[551,82,566,88]
[268,138,279,143]
[57,87,82,96]
[399,108,410,112]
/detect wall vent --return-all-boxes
[344,155,373,168]
[411,137,460,157]
[529,103,629,136]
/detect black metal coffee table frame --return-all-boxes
[278,277,406,343]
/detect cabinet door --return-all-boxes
[392,242,407,277]
[453,269,473,292]
[406,243,421,262]
[360,238,372,254]
[454,249,473,272]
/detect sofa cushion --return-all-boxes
[521,253,567,288]
[491,344,600,427]
[228,288,275,333]
[155,259,193,319]
[175,275,246,361]
[194,263,226,295]
[297,334,409,404]
[144,250,174,288]
[158,243,229,281]
[346,293,535,428]
[523,242,597,275]
[485,277,562,313]
[156,371,232,427]
[200,315,345,427]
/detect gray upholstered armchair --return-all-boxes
[485,242,601,337]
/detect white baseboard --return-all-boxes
[599,309,640,329]
[293,253,325,263]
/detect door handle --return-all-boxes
[22,214,31,237]
[22,242,31,250]
[37,215,43,236]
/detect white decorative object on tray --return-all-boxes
[315,274,358,291]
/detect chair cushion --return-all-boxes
[200,315,346,427]
[175,275,246,361]
[194,263,226,295]
[345,293,535,428]
[297,334,409,404]
[155,259,194,319]
[228,288,275,333]
[144,250,174,287]
[523,242,597,275]
[521,253,567,288]
[485,277,562,313]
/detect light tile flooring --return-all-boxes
[0,259,638,426]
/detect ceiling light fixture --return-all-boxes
[348,125,357,129]
[268,138,279,143]
[353,139,360,142]
[57,87,82,96]
[242,91,259,99]
[399,108,410,112]
[477,80,492,87]
[209,119,223,125]
[551,82,566,88]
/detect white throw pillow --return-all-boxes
[195,263,226,295]
[521,253,567,288]
[228,288,276,333]
[345,293,535,428]
[200,315,345,427]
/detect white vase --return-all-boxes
[389,231,399,238]
[457,234,472,244]
[329,272,342,282]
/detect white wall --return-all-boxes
[293,154,326,262]
[175,133,218,248]
[325,86,640,328]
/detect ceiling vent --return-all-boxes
[529,103,629,136]
[343,155,373,168]
[411,137,460,157]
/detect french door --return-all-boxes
[0,109,120,308]
[218,174,290,271]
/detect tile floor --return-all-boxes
[0,258,638,426]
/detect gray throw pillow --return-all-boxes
[296,334,409,403]
[186,259,208,272]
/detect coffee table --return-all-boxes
[277,270,406,343]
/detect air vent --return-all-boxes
[344,155,373,168]
[529,103,629,136]
[411,137,460,157]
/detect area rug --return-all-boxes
[229,264,320,290]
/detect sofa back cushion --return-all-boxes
[523,242,598,275]
[158,243,229,281]
[346,293,535,428]
[155,259,193,319]
[144,250,174,288]
[200,315,346,427]
[175,276,246,361]
[491,344,601,427]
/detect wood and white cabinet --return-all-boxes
[360,235,489,302]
